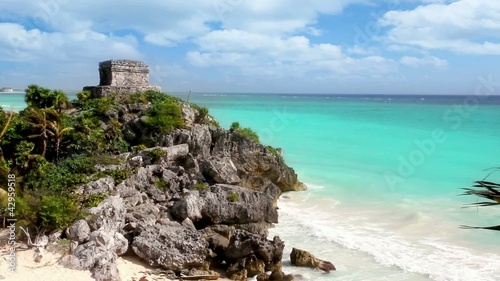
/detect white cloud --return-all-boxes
[400,56,448,69]
[0,23,140,62]
[188,30,398,77]
[380,0,500,55]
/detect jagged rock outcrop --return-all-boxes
[65,219,91,244]
[61,196,128,281]
[60,73,305,280]
[131,222,210,272]
[171,184,278,226]
[290,248,335,273]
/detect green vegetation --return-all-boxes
[144,100,185,134]
[25,85,70,111]
[194,182,210,190]
[228,192,239,202]
[190,103,209,124]
[460,171,500,231]
[83,193,108,208]
[148,148,166,162]
[99,169,131,185]
[230,122,259,143]
[132,144,147,153]
[266,146,282,158]
[0,85,265,234]
[155,178,168,190]
[0,85,192,233]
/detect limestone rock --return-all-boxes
[66,219,91,244]
[200,157,240,184]
[131,222,209,272]
[124,202,161,226]
[88,230,128,256]
[86,196,126,232]
[76,176,115,196]
[139,144,189,165]
[171,184,278,226]
[290,248,335,273]
[225,229,284,264]
[227,255,266,278]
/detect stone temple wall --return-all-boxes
[83,60,161,98]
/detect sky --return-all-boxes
[0,0,499,95]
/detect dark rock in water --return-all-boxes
[290,248,335,273]
[256,262,295,281]
[131,222,209,272]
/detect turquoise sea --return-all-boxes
[2,92,500,280]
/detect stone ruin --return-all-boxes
[83,60,161,98]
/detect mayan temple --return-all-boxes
[83,59,161,98]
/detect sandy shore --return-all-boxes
[0,229,230,281]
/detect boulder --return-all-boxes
[138,144,189,165]
[66,219,91,244]
[62,241,121,281]
[124,203,161,226]
[171,184,278,226]
[88,230,128,256]
[76,176,115,196]
[290,248,335,273]
[227,255,266,278]
[86,196,126,232]
[200,157,240,184]
[199,224,234,257]
[256,262,295,281]
[209,127,305,192]
[116,165,181,203]
[131,222,209,272]
[225,229,284,265]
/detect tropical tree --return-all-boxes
[460,170,500,231]
[26,107,50,157]
[25,85,70,110]
[53,90,70,112]
[45,109,73,163]
[0,109,14,185]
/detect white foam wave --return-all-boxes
[274,198,500,281]
[304,182,325,190]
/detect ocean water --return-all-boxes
[179,93,500,281]
[2,92,500,280]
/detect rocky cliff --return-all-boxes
[60,98,306,280]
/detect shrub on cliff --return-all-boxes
[230,121,259,143]
[143,99,185,134]
[25,85,70,111]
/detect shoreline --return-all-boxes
[1,229,232,281]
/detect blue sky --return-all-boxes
[0,0,499,94]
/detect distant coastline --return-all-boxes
[0,87,23,93]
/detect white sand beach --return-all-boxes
[0,229,230,281]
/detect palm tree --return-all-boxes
[0,109,14,184]
[460,170,500,231]
[26,107,50,157]
[45,109,73,163]
[53,90,70,112]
